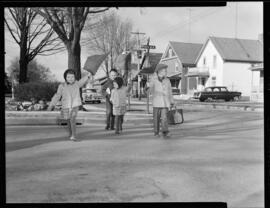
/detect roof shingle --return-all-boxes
[169,41,203,66]
[209,36,263,63]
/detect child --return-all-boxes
[110,76,131,134]
[146,63,175,138]
[101,69,118,130]
[47,69,92,141]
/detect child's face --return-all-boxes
[113,82,119,89]
[110,71,117,80]
[66,73,75,84]
[157,68,167,78]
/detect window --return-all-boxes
[203,57,207,66]
[213,55,217,68]
[211,76,216,86]
[175,62,179,72]
[213,88,219,92]
[220,87,227,92]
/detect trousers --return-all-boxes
[153,107,169,134]
[115,115,124,133]
[106,101,115,129]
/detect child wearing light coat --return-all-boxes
[47,69,92,141]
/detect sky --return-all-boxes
[4,2,263,81]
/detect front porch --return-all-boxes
[185,67,210,95]
[250,64,263,102]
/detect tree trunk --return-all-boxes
[67,41,81,80]
[19,34,29,83]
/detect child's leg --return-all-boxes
[70,116,76,137]
[115,115,120,134]
[69,107,79,139]
[120,115,124,131]
[67,119,72,136]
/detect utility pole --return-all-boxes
[235,2,238,38]
[141,37,156,114]
[131,31,145,100]
[188,8,193,43]
[145,37,151,114]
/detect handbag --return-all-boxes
[167,106,184,125]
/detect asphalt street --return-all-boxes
[5,108,264,207]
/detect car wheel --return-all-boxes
[233,96,240,101]
[199,98,206,102]
[225,99,230,102]
[97,100,101,104]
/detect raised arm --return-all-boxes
[77,72,92,88]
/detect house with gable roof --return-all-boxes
[191,36,263,99]
[159,41,203,94]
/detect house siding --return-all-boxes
[196,39,224,88]
[160,58,183,91]
[160,57,183,76]
[223,62,253,97]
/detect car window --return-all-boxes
[213,88,220,92]
[220,88,227,92]
[84,89,96,93]
[205,88,212,92]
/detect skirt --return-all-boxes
[113,105,126,116]
[61,106,79,120]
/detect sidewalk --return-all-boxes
[129,97,263,112]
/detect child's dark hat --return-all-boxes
[155,63,168,73]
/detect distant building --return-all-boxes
[249,63,263,102]
[192,36,263,99]
[159,41,203,94]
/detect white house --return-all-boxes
[188,36,263,99]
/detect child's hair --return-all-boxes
[110,68,118,74]
[114,76,123,88]
[63,69,76,81]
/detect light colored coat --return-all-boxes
[110,86,128,115]
[49,76,89,109]
[149,77,174,108]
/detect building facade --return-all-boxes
[159,41,203,94]
[192,36,263,99]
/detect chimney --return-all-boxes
[258,33,263,44]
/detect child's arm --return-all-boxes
[167,80,175,107]
[77,72,92,88]
[47,84,63,111]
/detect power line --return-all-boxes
[152,7,227,40]
[152,7,217,38]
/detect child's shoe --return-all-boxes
[70,136,77,141]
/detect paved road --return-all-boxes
[5,109,264,207]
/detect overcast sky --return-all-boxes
[4,2,263,81]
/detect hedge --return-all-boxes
[14,81,60,101]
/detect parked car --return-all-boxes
[172,88,180,95]
[82,88,102,104]
[193,86,241,102]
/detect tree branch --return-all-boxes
[4,18,20,44]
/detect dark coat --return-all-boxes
[101,78,114,104]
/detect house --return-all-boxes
[159,41,203,94]
[191,36,263,99]
[131,52,163,97]
[249,63,263,102]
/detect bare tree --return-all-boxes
[4,8,64,83]
[86,11,136,77]
[32,7,110,80]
